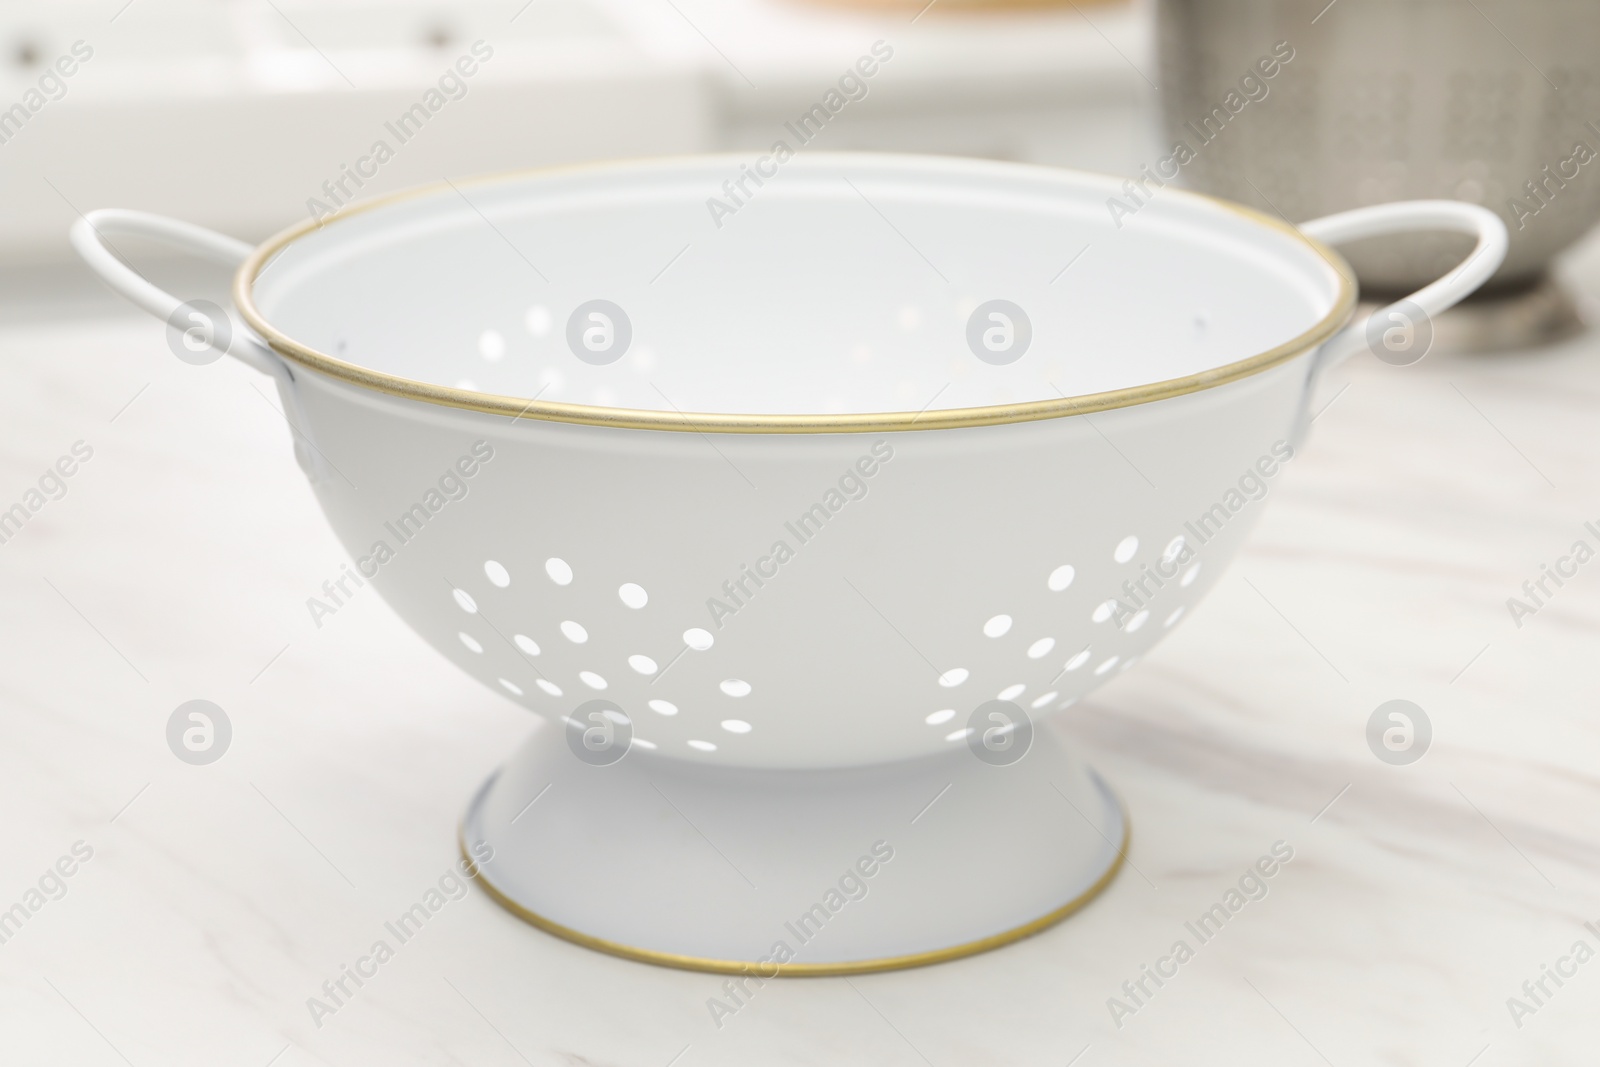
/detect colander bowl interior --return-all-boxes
[244,154,1348,422]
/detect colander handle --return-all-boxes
[1298,200,1509,369]
[68,209,286,378]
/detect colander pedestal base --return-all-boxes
[461,718,1126,975]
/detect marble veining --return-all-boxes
[3,243,1600,1064]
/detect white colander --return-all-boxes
[75,154,1504,973]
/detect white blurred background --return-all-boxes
[0,0,1153,265]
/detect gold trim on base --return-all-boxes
[458,813,1128,977]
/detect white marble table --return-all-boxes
[4,246,1600,1065]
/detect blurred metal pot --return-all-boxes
[1154,0,1600,301]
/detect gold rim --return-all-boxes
[235,156,1356,435]
[459,810,1128,977]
